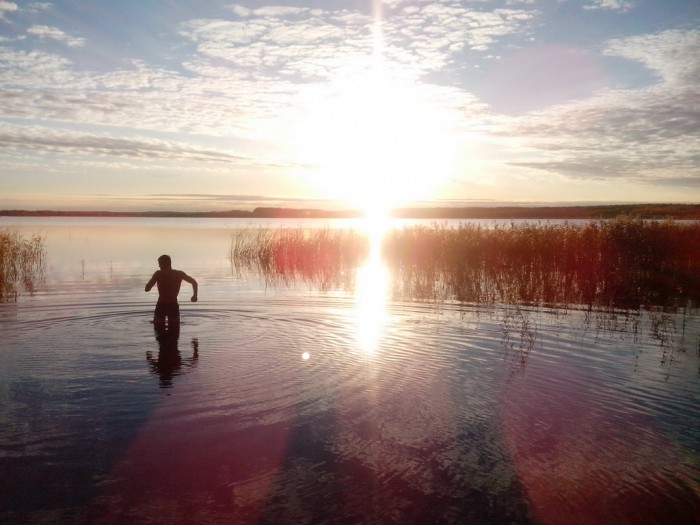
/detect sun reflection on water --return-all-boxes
[354,213,390,355]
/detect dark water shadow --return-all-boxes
[146,326,199,389]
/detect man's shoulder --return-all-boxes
[173,269,188,279]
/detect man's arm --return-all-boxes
[145,271,158,292]
[183,273,198,302]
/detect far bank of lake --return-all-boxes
[2,202,700,220]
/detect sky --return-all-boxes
[0,0,699,212]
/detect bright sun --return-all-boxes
[295,42,457,214]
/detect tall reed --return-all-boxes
[383,218,700,308]
[0,229,45,301]
[229,219,700,309]
[230,228,368,290]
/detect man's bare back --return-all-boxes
[145,255,198,328]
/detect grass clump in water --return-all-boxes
[0,229,45,301]
[230,228,368,290]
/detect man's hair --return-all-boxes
[158,254,172,269]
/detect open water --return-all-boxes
[1,218,698,524]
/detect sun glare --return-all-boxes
[354,215,390,354]
[296,14,456,216]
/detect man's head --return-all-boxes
[158,254,172,269]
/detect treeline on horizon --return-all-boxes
[2,203,700,219]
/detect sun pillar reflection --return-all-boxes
[354,213,390,355]
[353,4,390,355]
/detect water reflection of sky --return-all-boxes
[5,217,398,359]
[4,218,238,299]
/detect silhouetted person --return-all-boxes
[145,254,198,329]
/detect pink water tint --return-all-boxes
[501,353,700,525]
[85,342,298,523]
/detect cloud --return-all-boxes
[230,5,251,17]
[183,2,534,82]
[0,48,298,140]
[499,29,700,186]
[2,2,524,146]
[28,2,52,13]
[583,0,634,12]
[181,12,374,81]
[251,6,309,18]
[57,192,349,212]
[145,193,332,204]
[385,4,535,57]
[27,25,86,47]
[604,29,700,84]
[2,1,694,202]
[0,1,17,18]
[0,123,254,164]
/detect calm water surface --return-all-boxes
[1,218,699,525]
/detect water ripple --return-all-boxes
[2,297,699,524]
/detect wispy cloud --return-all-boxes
[0,1,17,19]
[583,0,634,13]
[28,2,52,13]
[0,123,256,164]
[503,29,700,186]
[27,25,86,47]
[604,29,700,84]
[184,2,535,81]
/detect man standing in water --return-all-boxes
[145,255,198,329]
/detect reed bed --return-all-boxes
[230,219,700,309]
[230,227,368,290]
[0,229,45,301]
[385,218,700,308]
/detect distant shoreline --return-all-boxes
[1,204,699,220]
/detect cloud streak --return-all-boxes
[584,0,634,13]
[0,123,259,165]
[27,25,85,47]
[500,29,700,184]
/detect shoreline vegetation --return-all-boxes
[2,203,700,219]
[0,229,45,301]
[231,218,700,309]
[3,215,699,309]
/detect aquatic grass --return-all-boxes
[229,219,700,309]
[383,218,700,308]
[0,229,45,301]
[230,227,369,290]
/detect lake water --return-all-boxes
[1,218,699,525]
